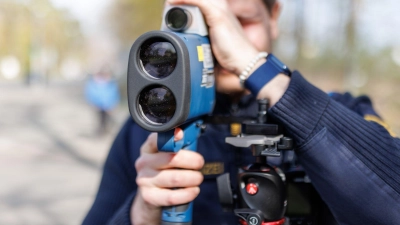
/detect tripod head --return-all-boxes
[218,99,293,225]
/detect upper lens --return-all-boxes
[166,8,190,31]
[139,39,177,79]
[138,85,176,124]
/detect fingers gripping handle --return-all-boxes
[158,120,203,224]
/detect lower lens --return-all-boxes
[140,39,177,79]
[138,85,176,124]
[166,7,190,31]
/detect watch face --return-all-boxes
[267,54,291,75]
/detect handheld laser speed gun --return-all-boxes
[127,5,215,225]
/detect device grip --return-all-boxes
[158,120,203,225]
[161,202,193,225]
[158,121,202,152]
[162,222,191,225]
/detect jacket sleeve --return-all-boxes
[269,71,400,225]
[82,118,150,225]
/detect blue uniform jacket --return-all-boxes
[83,72,400,225]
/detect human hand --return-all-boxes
[167,0,289,106]
[167,0,260,76]
[131,130,205,225]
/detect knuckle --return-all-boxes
[177,151,204,170]
[134,157,145,171]
[135,174,146,187]
[140,189,153,204]
[193,155,205,170]
[136,169,155,188]
[166,193,178,206]
[209,10,227,24]
[191,187,200,197]
[186,188,199,202]
[169,172,182,187]
[195,172,204,185]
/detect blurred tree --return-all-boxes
[0,0,84,84]
[107,0,164,48]
[293,0,305,68]
[343,0,362,94]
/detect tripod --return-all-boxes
[217,99,293,225]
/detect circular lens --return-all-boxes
[166,8,190,31]
[140,39,177,79]
[138,85,176,124]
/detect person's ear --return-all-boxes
[269,1,282,40]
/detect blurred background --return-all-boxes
[0,0,399,224]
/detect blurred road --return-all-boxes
[0,82,128,225]
[0,78,398,225]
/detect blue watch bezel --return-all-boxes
[266,54,291,76]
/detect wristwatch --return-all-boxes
[244,53,291,96]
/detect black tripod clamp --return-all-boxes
[217,99,293,225]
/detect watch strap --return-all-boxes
[244,54,290,97]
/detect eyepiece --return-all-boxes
[139,38,177,79]
[138,85,176,125]
[166,7,192,32]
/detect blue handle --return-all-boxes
[161,203,193,225]
[158,120,203,224]
[158,121,202,152]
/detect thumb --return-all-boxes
[141,129,184,155]
[140,132,158,154]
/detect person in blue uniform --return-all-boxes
[83,0,400,224]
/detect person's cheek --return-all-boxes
[243,24,271,52]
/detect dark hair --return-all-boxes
[263,0,276,13]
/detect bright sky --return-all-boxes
[49,0,111,35]
[49,0,400,50]
[278,0,400,51]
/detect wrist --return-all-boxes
[257,74,290,107]
[234,49,260,75]
[248,58,267,76]
[238,52,268,87]
[131,189,161,225]
[243,54,291,99]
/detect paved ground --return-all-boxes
[1,77,399,225]
[0,81,129,225]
